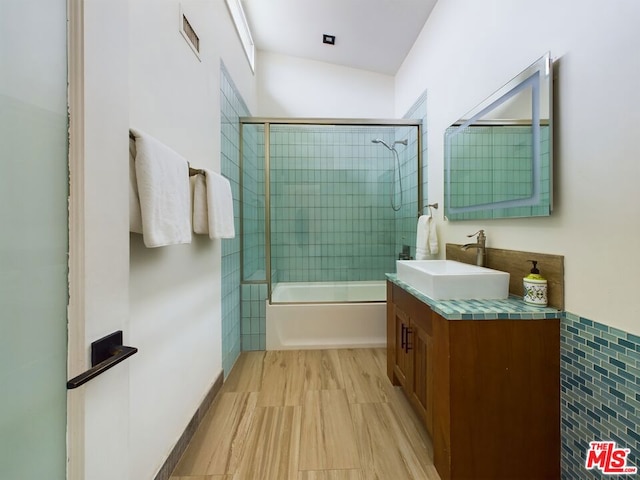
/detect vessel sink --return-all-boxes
[396,260,510,300]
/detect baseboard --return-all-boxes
[153,370,224,480]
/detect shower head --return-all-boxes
[371,138,393,150]
[372,138,408,150]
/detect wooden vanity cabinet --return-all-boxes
[387,281,560,480]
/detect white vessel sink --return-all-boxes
[396,260,510,300]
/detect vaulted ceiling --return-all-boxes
[241,0,438,75]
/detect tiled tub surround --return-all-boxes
[241,283,267,351]
[561,313,640,479]
[239,121,422,351]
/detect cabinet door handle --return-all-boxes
[401,324,407,349]
[405,328,413,352]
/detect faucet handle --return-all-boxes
[467,229,485,238]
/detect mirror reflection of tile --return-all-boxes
[445,52,553,220]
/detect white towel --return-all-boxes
[129,128,192,248]
[428,215,439,255]
[192,168,235,239]
[129,136,143,234]
[416,215,439,259]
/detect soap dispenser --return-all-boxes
[523,260,548,306]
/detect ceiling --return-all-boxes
[241,0,438,76]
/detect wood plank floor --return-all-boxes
[171,348,441,480]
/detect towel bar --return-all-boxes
[129,131,204,177]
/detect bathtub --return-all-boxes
[266,281,387,350]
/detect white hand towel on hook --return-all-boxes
[416,215,439,260]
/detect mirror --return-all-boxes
[444,52,553,220]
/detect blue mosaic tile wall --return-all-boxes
[220,62,247,375]
[561,312,640,479]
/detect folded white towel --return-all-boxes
[192,168,235,239]
[129,136,143,234]
[416,215,430,260]
[416,215,439,259]
[129,128,192,247]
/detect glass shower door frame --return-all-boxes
[239,117,423,303]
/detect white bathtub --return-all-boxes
[266,281,387,350]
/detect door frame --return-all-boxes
[66,1,131,479]
[67,0,87,477]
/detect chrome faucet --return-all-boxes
[461,230,486,266]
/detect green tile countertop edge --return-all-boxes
[386,274,561,320]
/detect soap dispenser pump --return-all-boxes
[523,260,548,306]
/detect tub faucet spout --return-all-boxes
[461,230,486,266]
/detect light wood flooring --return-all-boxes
[170,348,441,480]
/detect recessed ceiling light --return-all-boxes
[323,34,336,45]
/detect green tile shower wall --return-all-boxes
[242,124,265,281]
[220,63,245,374]
[561,312,640,479]
[269,125,406,283]
[241,283,267,351]
[240,122,267,352]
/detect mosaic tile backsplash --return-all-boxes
[561,312,640,479]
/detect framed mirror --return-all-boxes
[444,52,553,220]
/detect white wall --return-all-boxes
[257,51,394,118]
[128,1,255,478]
[395,0,640,334]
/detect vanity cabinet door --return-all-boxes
[410,317,433,434]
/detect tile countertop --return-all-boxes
[386,274,561,321]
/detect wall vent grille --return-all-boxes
[180,6,201,60]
